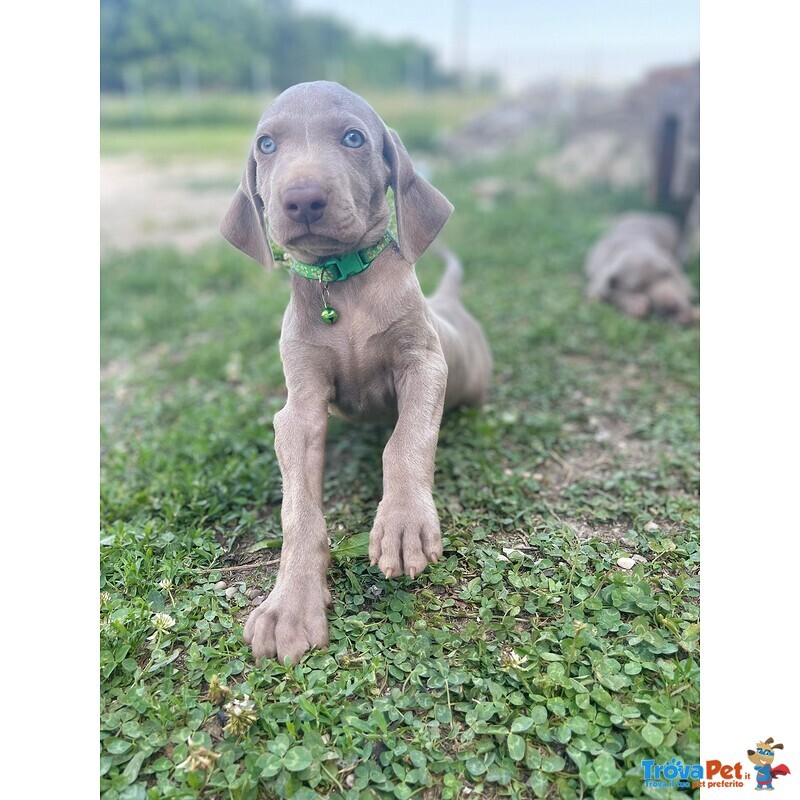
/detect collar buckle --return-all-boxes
[290,231,394,283]
[320,249,368,281]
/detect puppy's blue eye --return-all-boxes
[258,136,276,154]
[342,130,365,148]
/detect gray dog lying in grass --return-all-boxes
[220,81,492,664]
[585,212,697,323]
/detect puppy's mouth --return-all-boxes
[281,231,360,257]
[274,221,368,260]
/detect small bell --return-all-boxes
[321,305,339,324]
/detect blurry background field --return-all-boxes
[100,91,497,158]
[100,2,700,799]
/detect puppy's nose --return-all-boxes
[282,181,328,225]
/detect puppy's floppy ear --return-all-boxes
[220,151,273,269]
[383,127,453,264]
[585,252,619,300]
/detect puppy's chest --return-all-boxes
[328,327,399,420]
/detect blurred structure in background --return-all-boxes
[444,60,700,260]
[638,63,699,221]
[640,64,699,261]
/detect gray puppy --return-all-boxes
[585,212,696,323]
[220,81,491,664]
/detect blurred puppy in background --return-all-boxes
[585,212,697,323]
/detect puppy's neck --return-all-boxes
[286,230,396,283]
[287,243,407,319]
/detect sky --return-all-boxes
[295,0,700,90]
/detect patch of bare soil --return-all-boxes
[532,355,693,541]
[100,155,239,253]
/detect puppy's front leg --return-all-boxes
[370,350,448,578]
[244,384,331,664]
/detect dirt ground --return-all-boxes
[100,155,240,253]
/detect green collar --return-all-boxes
[289,231,395,282]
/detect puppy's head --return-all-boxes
[608,244,695,321]
[648,275,695,321]
[221,81,452,268]
[606,240,681,293]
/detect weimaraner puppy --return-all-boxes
[220,81,491,664]
[585,212,696,323]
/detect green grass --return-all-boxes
[100,144,699,799]
[100,124,256,161]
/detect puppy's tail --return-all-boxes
[430,243,463,299]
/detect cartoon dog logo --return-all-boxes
[747,738,791,791]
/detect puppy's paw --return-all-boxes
[369,494,443,579]
[243,580,331,665]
